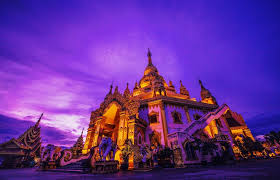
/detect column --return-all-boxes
[82,127,93,154]
[159,101,168,147]
[183,106,192,123]
[117,111,126,146]
[92,116,104,146]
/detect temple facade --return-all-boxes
[83,49,254,166]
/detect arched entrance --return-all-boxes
[100,102,121,144]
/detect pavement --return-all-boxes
[0,159,280,180]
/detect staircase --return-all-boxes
[184,104,229,136]
[50,159,90,173]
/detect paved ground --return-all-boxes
[1,159,280,180]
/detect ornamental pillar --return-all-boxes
[117,111,127,146]
[92,116,105,147]
[83,127,93,154]
[183,106,192,123]
[159,101,168,147]
[128,118,136,144]
[127,117,136,169]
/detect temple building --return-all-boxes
[82,49,254,166]
[0,114,42,168]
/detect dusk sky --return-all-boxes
[0,0,280,146]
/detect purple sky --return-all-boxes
[0,1,280,146]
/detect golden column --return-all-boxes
[127,116,136,169]
[92,116,104,146]
[159,101,169,147]
[117,111,127,146]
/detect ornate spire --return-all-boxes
[114,86,119,94]
[179,80,190,98]
[169,80,175,88]
[199,80,206,90]
[109,83,113,94]
[123,82,131,98]
[199,80,218,105]
[72,129,84,156]
[147,48,152,65]
[134,81,138,89]
[35,113,43,128]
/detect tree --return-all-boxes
[264,131,280,146]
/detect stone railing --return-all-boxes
[183,104,229,135]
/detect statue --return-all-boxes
[98,137,117,161]
[91,137,119,173]
[40,144,62,169]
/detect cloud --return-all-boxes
[246,113,280,136]
[0,114,78,147]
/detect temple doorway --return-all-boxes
[101,102,121,143]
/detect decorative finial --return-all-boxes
[35,113,43,127]
[81,128,84,136]
[147,48,152,65]
[124,82,131,97]
[109,83,113,94]
[169,80,174,87]
[179,80,190,98]
[134,81,138,89]
[199,80,205,89]
[114,86,119,94]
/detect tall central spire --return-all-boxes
[147,48,152,65]
[35,113,43,128]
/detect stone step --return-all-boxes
[57,159,89,170]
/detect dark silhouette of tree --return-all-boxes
[264,131,280,146]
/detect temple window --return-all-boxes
[149,114,158,124]
[138,134,142,145]
[148,111,159,124]
[172,111,182,124]
[193,114,202,121]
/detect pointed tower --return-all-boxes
[109,83,113,94]
[114,86,119,94]
[143,48,159,76]
[179,80,190,99]
[123,82,131,98]
[199,80,218,105]
[35,113,43,128]
[72,129,84,157]
[104,83,113,100]
[169,80,175,88]
[134,81,139,90]
[147,48,153,65]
